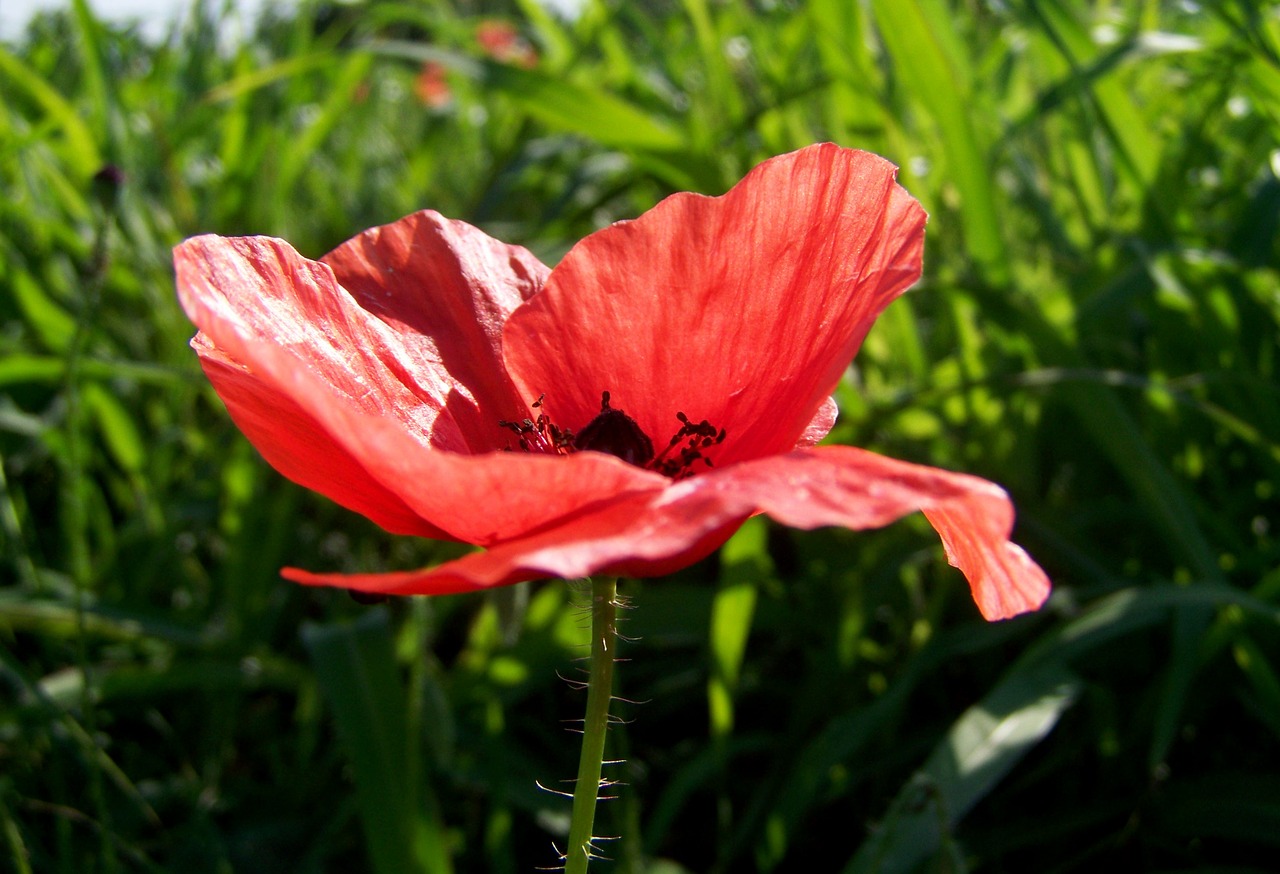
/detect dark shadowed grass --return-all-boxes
[1,0,1278,871]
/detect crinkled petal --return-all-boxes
[205,331,667,543]
[177,214,547,457]
[921,505,1051,624]
[285,444,1049,621]
[797,396,838,447]
[322,210,551,449]
[691,446,1050,620]
[503,143,926,466]
[196,341,450,539]
[283,490,746,595]
[176,230,666,545]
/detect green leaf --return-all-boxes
[871,0,1008,283]
[0,646,160,828]
[1229,629,1280,742]
[755,667,920,868]
[1149,603,1211,769]
[83,383,144,475]
[1058,379,1222,582]
[302,608,451,874]
[1030,0,1162,188]
[277,51,374,196]
[0,46,101,175]
[0,791,33,874]
[707,517,765,737]
[845,664,1081,874]
[0,591,209,647]
[200,52,339,104]
[481,63,686,151]
[10,269,75,352]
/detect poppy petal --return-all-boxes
[282,489,747,595]
[503,143,926,466]
[322,210,551,449]
[202,330,668,544]
[283,445,1048,621]
[797,396,838,447]
[176,233,667,545]
[691,447,1050,620]
[177,214,547,457]
[196,340,451,539]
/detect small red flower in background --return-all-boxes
[475,19,537,68]
[414,61,451,108]
[174,144,1050,621]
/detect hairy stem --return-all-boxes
[564,577,619,874]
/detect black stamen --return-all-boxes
[498,391,724,479]
[649,407,727,479]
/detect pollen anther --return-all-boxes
[499,391,724,479]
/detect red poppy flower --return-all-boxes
[413,61,451,108]
[174,144,1049,621]
[476,19,538,68]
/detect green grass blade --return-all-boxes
[83,383,144,476]
[1059,379,1222,582]
[870,0,1008,283]
[0,47,102,175]
[482,62,686,151]
[0,646,161,829]
[1229,629,1280,741]
[200,51,339,104]
[10,268,75,352]
[0,791,32,874]
[69,0,110,145]
[1030,0,1162,188]
[1151,772,1280,850]
[513,0,574,69]
[277,50,373,198]
[844,664,1081,874]
[997,299,1225,583]
[752,666,920,868]
[707,518,765,738]
[0,592,209,647]
[1148,603,1211,769]
[302,608,450,874]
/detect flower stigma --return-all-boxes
[573,390,653,465]
[499,391,725,479]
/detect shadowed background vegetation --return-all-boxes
[2,0,1278,871]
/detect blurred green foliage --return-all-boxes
[2,0,1279,871]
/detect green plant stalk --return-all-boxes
[63,184,117,874]
[564,577,619,874]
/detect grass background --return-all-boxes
[2,0,1279,871]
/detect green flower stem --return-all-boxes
[564,577,619,874]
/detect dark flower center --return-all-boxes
[499,391,725,480]
[572,390,653,465]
